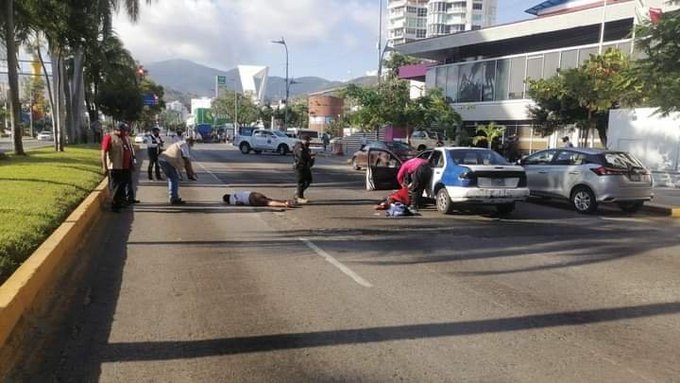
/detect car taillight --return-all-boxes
[458,168,474,180]
[591,166,628,176]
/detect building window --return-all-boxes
[578,47,598,65]
[445,65,459,103]
[416,29,427,38]
[417,8,427,17]
[508,56,526,100]
[435,66,448,95]
[543,52,560,79]
[494,59,510,101]
[473,3,482,10]
[560,49,578,70]
[526,55,544,82]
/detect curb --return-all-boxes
[0,178,108,367]
[641,203,680,217]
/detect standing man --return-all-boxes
[158,136,197,205]
[101,122,134,212]
[292,135,315,204]
[562,136,574,148]
[396,157,433,211]
[146,127,164,180]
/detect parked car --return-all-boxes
[36,130,54,141]
[351,140,417,170]
[366,146,529,215]
[520,147,653,213]
[134,133,147,144]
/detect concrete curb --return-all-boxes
[0,178,108,358]
[642,203,680,217]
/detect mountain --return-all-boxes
[145,59,376,103]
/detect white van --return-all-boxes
[286,128,323,150]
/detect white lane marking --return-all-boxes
[195,160,222,183]
[299,237,373,288]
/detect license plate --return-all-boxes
[630,174,641,181]
[489,189,508,198]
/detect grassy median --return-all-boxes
[0,145,103,284]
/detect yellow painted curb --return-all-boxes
[672,208,680,218]
[0,178,109,350]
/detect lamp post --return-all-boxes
[271,37,289,129]
[377,0,383,83]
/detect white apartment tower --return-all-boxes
[387,0,497,46]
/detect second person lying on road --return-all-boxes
[223,191,298,208]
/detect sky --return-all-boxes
[112,0,540,82]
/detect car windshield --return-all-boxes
[366,141,387,150]
[272,131,288,138]
[385,141,411,151]
[603,152,646,169]
[448,149,510,165]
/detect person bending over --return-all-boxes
[223,191,298,208]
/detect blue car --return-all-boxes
[366,146,530,215]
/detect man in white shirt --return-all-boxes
[146,127,164,180]
[158,137,197,205]
[223,191,297,208]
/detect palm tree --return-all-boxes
[472,122,506,149]
[1,0,25,154]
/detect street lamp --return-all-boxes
[271,37,289,129]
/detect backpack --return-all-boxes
[386,202,413,217]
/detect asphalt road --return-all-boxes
[0,136,54,151]
[33,143,680,382]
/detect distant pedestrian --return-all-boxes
[101,122,135,212]
[292,135,315,203]
[562,136,574,148]
[146,127,164,180]
[360,133,368,150]
[322,133,330,151]
[158,137,197,205]
[397,157,433,210]
[223,191,298,208]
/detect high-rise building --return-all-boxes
[387,0,497,46]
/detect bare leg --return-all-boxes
[250,192,297,208]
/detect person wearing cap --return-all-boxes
[101,122,135,212]
[292,135,315,203]
[158,136,197,205]
[146,127,164,180]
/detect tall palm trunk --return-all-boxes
[4,0,24,155]
[70,49,85,143]
[35,33,59,151]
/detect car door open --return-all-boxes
[366,148,402,191]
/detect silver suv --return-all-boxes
[521,148,653,213]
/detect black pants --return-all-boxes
[408,164,433,208]
[124,169,136,202]
[295,167,312,199]
[147,148,161,179]
[108,169,127,209]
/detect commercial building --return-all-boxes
[395,0,672,154]
[387,0,497,46]
[308,93,344,135]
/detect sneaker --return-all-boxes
[170,198,186,205]
[296,197,308,204]
[285,199,298,208]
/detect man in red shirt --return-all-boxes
[101,122,135,212]
[396,157,432,210]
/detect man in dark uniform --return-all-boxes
[292,135,315,204]
[147,127,164,180]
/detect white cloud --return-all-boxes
[113,0,381,80]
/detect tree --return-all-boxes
[472,122,506,149]
[212,91,261,128]
[634,5,680,115]
[527,48,641,147]
[2,0,24,154]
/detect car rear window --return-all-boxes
[602,152,646,169]
[449,149,510,165]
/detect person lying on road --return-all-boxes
[223,191,298,208]
[375,186,410,210]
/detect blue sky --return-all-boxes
[113,0,540,82]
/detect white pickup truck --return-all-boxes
[236,129,300,155]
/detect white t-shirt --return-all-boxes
[230,191,252,206]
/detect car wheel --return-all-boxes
[277,145,288,155]
[617,200,644,213]
[417,145,427,151]
[436,188,454,214]
[239,143,251,154]
[352,157,361,170]
[571,186,597,214]
[496,202,515,216]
